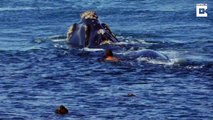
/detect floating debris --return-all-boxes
[127,93,136,97]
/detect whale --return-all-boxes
[126,49,170,62]
[66,11,170,63]
[67,18,118,48]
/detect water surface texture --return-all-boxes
[0,0,213,119]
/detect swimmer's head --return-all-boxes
[104,50,119,62]
[81,11,98,20]
[105,50,113,57]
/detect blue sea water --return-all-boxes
[0,0,213,119]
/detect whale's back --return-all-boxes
[129,49,170,62]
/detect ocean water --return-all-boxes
[0,0,213,119]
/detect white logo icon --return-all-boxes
[196,3,208,17]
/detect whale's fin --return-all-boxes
[101,23,119,42]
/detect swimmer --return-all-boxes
[55,105,69,115]
[104,50,119,62]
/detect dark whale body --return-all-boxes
[67,19,118,48]
[67,16,170,62]
[128,49,170,62]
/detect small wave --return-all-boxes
[48,35,67,40]
[81,48,104,52]
[0,7,60,12]
[136,57,173,65]
[117,38,156,45]
[0,7,35,11]
[173,58,213,70]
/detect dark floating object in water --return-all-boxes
[55,105,69,115]
[127,93,136,97]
